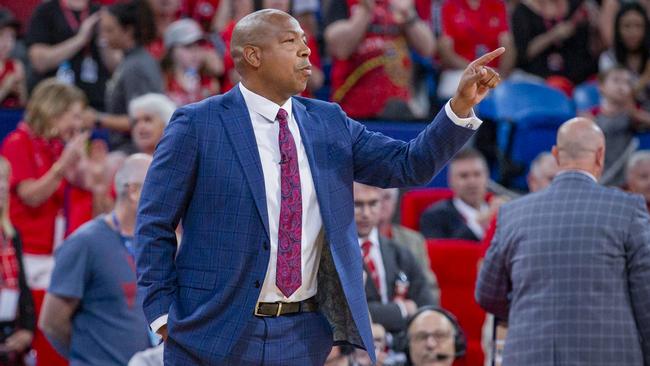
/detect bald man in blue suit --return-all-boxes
[135,9,504,365]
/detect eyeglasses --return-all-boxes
[410,330,454,343]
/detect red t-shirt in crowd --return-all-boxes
[0,59,22,108]
[165,70,220,106]
[441,0,509,67]
[182,0,221,32]
[331,0,425,119]
[66,187,93,236]
[1,123,65,255]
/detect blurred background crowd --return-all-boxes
[0,0,650,365]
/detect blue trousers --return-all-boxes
[165,311,333,365]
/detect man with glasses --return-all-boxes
[354,183,437,335]
[406,308,464,366]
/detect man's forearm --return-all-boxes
[40,322,71,358]
[403,20,435,57]
[324,7,373,60]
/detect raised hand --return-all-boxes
[451,47,506,118]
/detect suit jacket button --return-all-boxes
[254,280,261,288]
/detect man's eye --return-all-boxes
[284,39,294,43]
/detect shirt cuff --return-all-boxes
[444,100,482,130]
[150,314,168,333]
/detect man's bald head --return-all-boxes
[552,118,606,178]
[231,9,297,74]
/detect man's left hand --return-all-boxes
[3,330,33,353]
[451,47,506,118]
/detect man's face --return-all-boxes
[449,158,488,207]
[257,16,312,100]
[378,189,397,226]
[354,184,382,238]
[628,159,650,203]
[408,311,457,366]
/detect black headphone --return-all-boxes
[397,306,467,364]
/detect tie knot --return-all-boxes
[362,240,372,255]
[276,108,288,125]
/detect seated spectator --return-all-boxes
[0,156,35,366]
[256,0,324,97]
[324,0,435,119]
[591,66,650,185]
[0,79,90,366]
[420,149,500,241]
[437,0,515,98]
[351,322,389,366]
[405,306,466,366]
[182,0,220,32]
[162,19,220,106]
[25,0,112,111]
[526,151,559,192]
[97,0,164,151]
[129,93,176,155]
[216,0,254,92]
[354,183,437,334]
[379,188,439,303]
[511,0,599,86]
[598,3,650,109]
[39,154,153,365]
[0,9,26,108]
[625,150,650,212]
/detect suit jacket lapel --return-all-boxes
[221,87,270,239]
[379,237,398,300]
[292,99,331,226]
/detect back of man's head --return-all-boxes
[552,118,605,179]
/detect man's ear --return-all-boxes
[243,45,262,68]
[551,146,560,165]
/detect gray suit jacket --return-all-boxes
[476,171,650,366]
[366,236,438,333]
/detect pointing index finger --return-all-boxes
[470,47,506,67]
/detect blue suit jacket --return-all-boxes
[476,172,650,365]
[135,86,474,364]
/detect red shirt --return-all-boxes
[441,0,508,67]
[1,123,65,255]
[165,70,219,106]
[0,59,22,109]
[182,0,220,32]
[331,0,421,119]
[66,187,93,236]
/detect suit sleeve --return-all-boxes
[135,106,198,325]
[345,102,476,187]
[624,196,650,365]
[475,210,511,320]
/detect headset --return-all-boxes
[396,306,467,364]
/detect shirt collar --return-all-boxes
[238,82,293,123]
[453,197,487,218]
[358,227,380,248]
[556,169,598,183]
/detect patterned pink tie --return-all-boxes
[275,108,302,297]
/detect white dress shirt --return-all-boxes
[453,197,489,240]
[239,83,324,304]
[358,228,388,303]
[150,87,482,331]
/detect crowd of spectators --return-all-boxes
[1,0,650,365]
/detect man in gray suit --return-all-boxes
[476,118,650,365]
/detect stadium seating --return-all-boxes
[400,188,454,231]
[427,239,487,366]
[573,81,600,114]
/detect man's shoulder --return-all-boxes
[424,199,454,215]
[293,96,346,118]
[58,218,112,255]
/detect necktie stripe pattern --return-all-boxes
[362,240,381,294]
[275,108,303,297]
